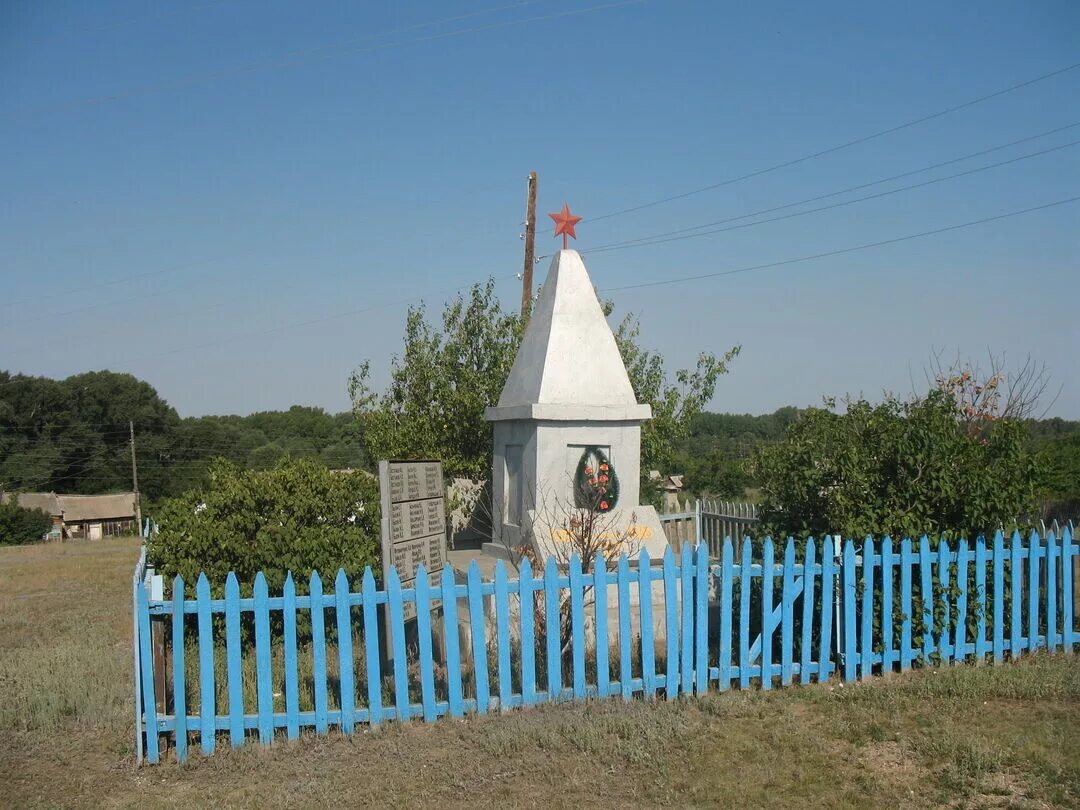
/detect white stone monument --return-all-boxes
[484,248,669,564]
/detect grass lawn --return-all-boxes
[1,538,1078,809]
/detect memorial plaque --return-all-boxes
[379,458,446,596]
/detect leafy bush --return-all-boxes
[0,501,52,545]
[148,458,380,594]
[754,388,1040,539]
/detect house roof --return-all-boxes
[1,491,62,516]
[487,250,651,422]
[1,491,136,522]
[58,493,136,522]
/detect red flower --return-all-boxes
[585,466,593,474]
[599,463,608,471]
[600,500,609,510]
[599,474,609,483]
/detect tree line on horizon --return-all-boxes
[2,368,1077,525]
[0,370,366,507]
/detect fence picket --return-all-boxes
[843,540,857,681]
[494,561,512,709]
[1064,527,1075,650]
[617,555,632,701]
[136,580,159,764]
[993,530,1005,662]
[719,538,734,689]
[780,539,795,686]
[519,558,536,707]
[1047,532,1058,651]
[1029,531,1041,651]
[543,558,561,702]
[800,539,816,685]
[468,561,490,713]
[415,566,436,722]
[861,537,875,680]
[1011,531,1022,659]
[224,573,244,747]
[570,555,586,700]
[881,537,894,671]
[900,538,913,671]
[919,536,933,663]
[954,540,969,662]
[254,572,274,743]
[386,568,409,721]
[442,566,463,718]
[679,544,693,695]
[761,538,774,690]
[284,573,300,740]
[819,539,834,683]
[594,555,610,698]
[310,571,329,732]
[975,537,988,663]
[196,573,215,755]
[938,541,952,665]
[662,547,678,699]
[169,576,187,764]
[639,550,656,699]
[329,570,354,735]
[739,537,752,689]
[361,568,383,726]
[694,543,708,694]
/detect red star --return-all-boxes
[548,202,582,249]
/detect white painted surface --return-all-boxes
[486,249,670,564]
[491,250,644,416]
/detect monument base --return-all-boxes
[522,503,668,564]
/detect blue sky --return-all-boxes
[2,0,1078,418]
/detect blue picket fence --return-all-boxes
[134,528,1077,764]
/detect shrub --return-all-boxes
[0,501,52,545]
[754,388,1040,539]
[147,457,380,595]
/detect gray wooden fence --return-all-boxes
[659,499,759,557]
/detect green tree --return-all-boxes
[612,313,739,496]
[349,280,523,480]
[148,457,379,593]
[0,501,52,545]
[349,280,738,491]
[754,388,1040,539]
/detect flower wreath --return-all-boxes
[573,446,620,513]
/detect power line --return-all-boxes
[577,121,1080,253]
[1,263,203,309]
[598,195,1080,293]
[23,0,242,44]
[581,138,1080,254]
[561,61,1080,230]
[7,0,644,120]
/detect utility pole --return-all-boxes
[130,420,142,531]
[520,171,538,319]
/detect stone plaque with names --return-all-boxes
[378,459,446,594]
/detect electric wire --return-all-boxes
[574,122,1080,254]
[598,195,1080,293]
[548,61,1080,231]
[580,138,1080,255]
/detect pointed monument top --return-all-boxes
[487,250,651,422]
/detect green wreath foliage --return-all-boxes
[573,446,620,513]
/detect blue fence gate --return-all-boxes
[133,528,1078,764]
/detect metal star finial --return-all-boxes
[548,202,582,250]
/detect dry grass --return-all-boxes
[1,539,1079,809]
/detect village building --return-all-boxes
[1,491,138,540]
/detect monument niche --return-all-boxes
[484,211,669,566]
